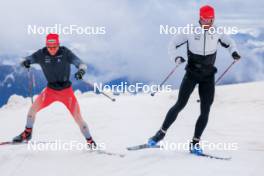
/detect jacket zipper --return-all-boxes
[203,30,206,56]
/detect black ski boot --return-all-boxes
[189,138,203,155]
[148,129,166,146]
[86,137,97,150]
[13,128,32,143]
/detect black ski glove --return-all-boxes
[21,60,31,68]
[232,51,241,60]
[75,69,85,80]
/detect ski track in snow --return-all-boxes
[0,82,264,176]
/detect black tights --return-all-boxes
[161,73,215,139]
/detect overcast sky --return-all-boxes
[0,0,263,86]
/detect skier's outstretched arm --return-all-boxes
[219,34,241,60]
[168,34,188,62]
[21,49,42,68]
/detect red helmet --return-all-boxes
[200,5,215,20]
[46,33,60,47]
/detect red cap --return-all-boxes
[200,5,215,20]
[46,33,59,47]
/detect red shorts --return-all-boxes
[28,86,91,139]
[33,86,81,117]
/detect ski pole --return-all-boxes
[82,80,116,102]
[215,60,237,85]
[197,60,237,103]
[27,68,34,104]
[151,57,186,96]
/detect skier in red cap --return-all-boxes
[13,33,96,148]
[148,5,241,155]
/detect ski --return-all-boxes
[0,141,54,146]
[127,143,231,160]
[127,143,161,151]
[87,149,125,158]
[0,141,28,145]
[191,153,232,160]
[96,150,125,158]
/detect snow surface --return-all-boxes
[0,82,264,176]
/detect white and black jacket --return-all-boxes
[168,25,238,78]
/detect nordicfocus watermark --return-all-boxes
[27,140,105,151]
[27,24,106,35]
[93,82,172,94]
[159,140,238,151]
[160,24,238,35]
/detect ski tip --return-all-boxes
[193,152,232,160]
[127,146,140,151]
[127,144,161,151]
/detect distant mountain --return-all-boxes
[0,64,134,108]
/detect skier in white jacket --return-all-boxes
[148,5,241,155]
